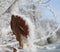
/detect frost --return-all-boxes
[0,0,60,52]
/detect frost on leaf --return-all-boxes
[10,15,29,48]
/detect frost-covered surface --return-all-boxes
[0,0,60,52]
[0,0,15,16]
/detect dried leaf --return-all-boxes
[10,15,29,47]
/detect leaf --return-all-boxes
[10,15,29,42]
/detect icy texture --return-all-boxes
[0,0,15,16]
[0,0,60,52]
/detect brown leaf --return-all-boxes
[10,15,29,48]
